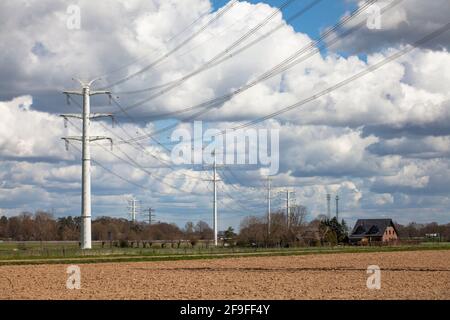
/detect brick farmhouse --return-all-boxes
[349,219,399,244]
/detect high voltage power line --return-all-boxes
[222,166,266,191]
[65,98,266,222]
[113,5,262,95]
[229,21,450,131]
[123,0,448,150]
[68,143,149,191]
[111,0,322,113]
[64,118,208,195]
[65,114,265,233]
[100,0,240,90]
[114,0,387,146]
[113,0,313,97]
[218,168,266,201]
[67,95,207,182]
[67,141,219,225]
[95,7,214,80]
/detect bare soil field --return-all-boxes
[0,250,449,300]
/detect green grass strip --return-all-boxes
[0,244,448,266]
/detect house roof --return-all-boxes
[349,219,397,239]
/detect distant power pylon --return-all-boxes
[212,151,219,246]
[266,176,272,236]
[146,208,156,225]
[326,194,331,219]
[279,189,295,228]
[335,195,340,221]
[127,197,141,223]
[204,150,221,246]
[61,78,113,250]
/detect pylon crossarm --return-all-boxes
[90,113,113,119]
[90,136,112,142]
[62,136,83,141]
[90,90,111,96]
[90,113,115,127]
[60,114,82,119]
[203,178,222,182]
[63,90,83,96]
[90,136,113,150]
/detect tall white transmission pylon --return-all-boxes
[61,78,113,250]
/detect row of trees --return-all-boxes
[1,210,449,244]
[0,212,213,242]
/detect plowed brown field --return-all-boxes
[0,250,449,300]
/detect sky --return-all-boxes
[212,0,356,39]
[0,0,450,231]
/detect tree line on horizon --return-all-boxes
[0,210,449,245]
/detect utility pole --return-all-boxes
[326,194,331,219]
[335,195,339,221]
[286,190,290,228]
[61,78,113,250]
[146,208,156,225]
[213,151,218,246]
[279,189,295,228]
[203,150,221,246]
[267,176,272,236]
[128,197,141,223]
